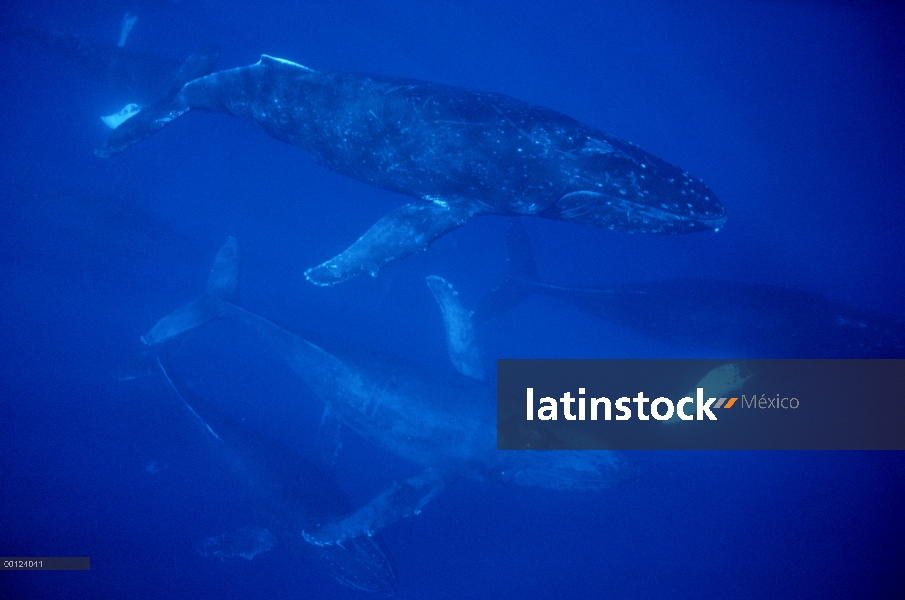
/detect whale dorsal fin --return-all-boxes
[205,236,240,303]
[426,276,485,382]
[259,55,313,71]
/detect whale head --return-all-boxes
[550,136,728,234]
[554,170,727,233]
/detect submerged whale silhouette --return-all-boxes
[97,55,727,285]
[141,238,633,544]
[477,222,905,358]
[21,27,219,111]
[155,355,397,592]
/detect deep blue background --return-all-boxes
[1,1,903,598]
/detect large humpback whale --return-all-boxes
[97,55,727,285]
[478,222,905,358]
[140,239,633,543]
[153,355,397,592]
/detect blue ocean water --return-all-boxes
[1,0,903,598]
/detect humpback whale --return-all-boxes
[141,239,633,544]
[154,352,397,592]
[478,222,905,358]
[96,55,727,285]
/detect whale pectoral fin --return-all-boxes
[305,199,484,286]
[303,468,451,546]
[425,275,485,381]
[315,405,342,472]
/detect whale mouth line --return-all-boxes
[560,190,726,221]
[625,201,727,222]
[556,194,727,233]
[617,199,728,233]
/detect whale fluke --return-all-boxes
[96,46,220,157]
[141,236,237,345]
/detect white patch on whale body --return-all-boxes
[101,103,142,129]
[425,195,449,208]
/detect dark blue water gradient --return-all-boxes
[1,1,903,598]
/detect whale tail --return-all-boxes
[96,45,219,157]
[141,237,239,345]
[112,238,237,378]
[473,220,539,323]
